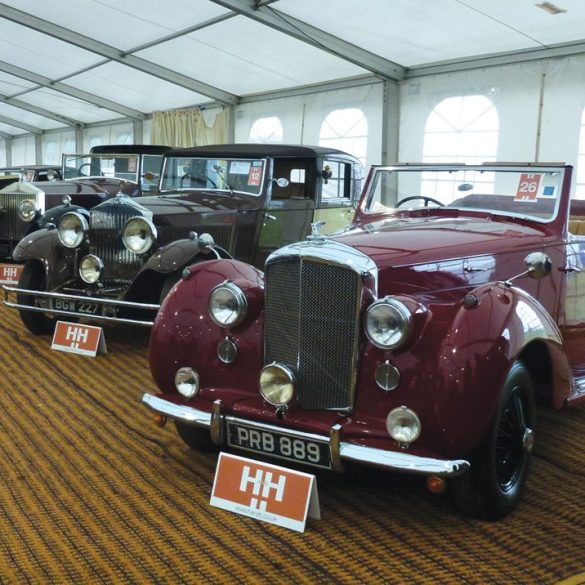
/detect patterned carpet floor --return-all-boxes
[0,302,584,584]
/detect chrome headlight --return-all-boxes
[58,212,88,248]
[17,199,40,222]
[259,363,295,406]
[122,216,156,254]
[79,254,103,284]
[175,367,200,399]
[386,406,421,446]
[209,282,247,328]
[365,298,413,350]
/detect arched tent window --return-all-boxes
[423,95,499,164]
[576,108,585,199]
[249,116,283,143]
[117,129,132,144]
[421,95,499,203]
[319,108,367,166]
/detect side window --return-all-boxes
[321,159,351,202]
[141,155,163,192]
[271,159,313,202]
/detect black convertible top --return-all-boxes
[90,144,173,155]
[164,143,358,159]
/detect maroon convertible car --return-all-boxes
[143,162,585,520]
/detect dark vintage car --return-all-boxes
[4,143,363,334]
[0,164,63,189]
[62,144,171,194]
[142,162,585,520]
[0,145,171,261]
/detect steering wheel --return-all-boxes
[77,163,92,177]
[396,196,444,208]
[180,173,218,189]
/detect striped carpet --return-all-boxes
[0,302,584,584]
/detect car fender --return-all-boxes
[11,228,77,289]
[149,258,264,396]
[400,281,569,455]
[124,239,233,303]
[143,238,232,274]
[449,281,571,407]
[38,204,88,230]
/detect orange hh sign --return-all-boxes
[210,452,320,532]
[51,321,106,357]
[0,264,23,285]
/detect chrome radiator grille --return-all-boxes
[0,192,35,242]
[89,209,143,286]
[265,258,362,410]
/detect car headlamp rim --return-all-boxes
[79,254,104,284]
[208,281,248,328]
[365,297,413,350]
[58,211,88,248]
[259,363,295,407]
[122,216,157,254]
[17,198,40,222]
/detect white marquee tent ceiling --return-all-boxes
[0,0,584,137]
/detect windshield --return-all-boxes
[364,166,565,223]
[160,157,266,196]
[63,154,138,181]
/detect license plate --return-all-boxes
[227,422,331,469]
[50,298,100,315]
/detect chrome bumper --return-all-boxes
[3,285,159,327]
[142,394,470,477]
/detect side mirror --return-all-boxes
[525,252,552,279]
[273,177,289,188]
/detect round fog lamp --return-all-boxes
[386,406,421,446]
[175,367,200,399]
[79,254,103,284]
[259,363,294,406]
[209,282,247,328]
[18,199,40,222]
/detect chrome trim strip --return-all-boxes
[3,285,159,326]
[142,394,212,426]
[267,239,378,289]
[142,394,470,477]
[210,399,224,445]
[330,424,344,473]
[2,286,160,309]
[339,443,469,476]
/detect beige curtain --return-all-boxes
[151,107,230,147]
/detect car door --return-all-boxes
[313,157,362,234]
[558,225,585,373]
[254,157,316,266]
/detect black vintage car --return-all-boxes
[0,164,62,189]
[0,145,171,260]
[4,143,363,334]
[62,144,172,194]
